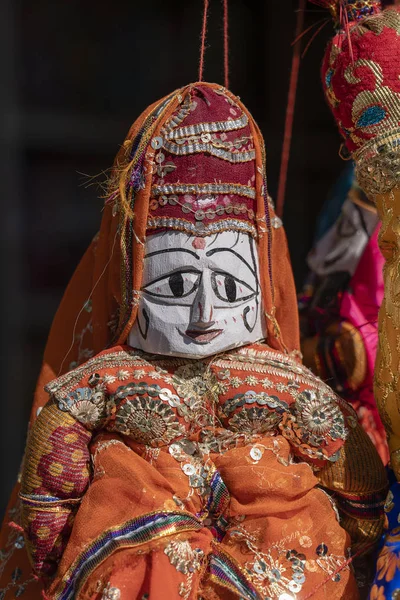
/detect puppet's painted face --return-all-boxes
[128,230,265,358]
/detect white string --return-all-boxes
[58,228,119,376]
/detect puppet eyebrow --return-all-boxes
[145,248,200,260]
[205,247,256,275]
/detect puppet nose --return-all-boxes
[190,272,215,328]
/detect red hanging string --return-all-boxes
[199,0,210,82]
[292,17,328,47]
[223,0,229,88]
[301,18,329,58]
[276,0,306,219]
[302,540,374,600]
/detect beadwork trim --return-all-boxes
[163,113,249,140]
[343,0,382,24]
[353,127,400,196]
[326,0,382,26]
[151,183,256,200]
[146,216,258,238]
[162,140,256,163]
[149,198,255,222]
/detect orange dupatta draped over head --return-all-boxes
[0,82,300,600]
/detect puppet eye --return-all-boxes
[143,270,201,299]
[212,272,256,303]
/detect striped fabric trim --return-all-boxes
[209,548,261,600]
[54,511,202,600]
[337,492,387,519]
[163,113,248,140]
[146,216,258,238]
[162,140,256,163]
[151,183,256,199]
[206,471,230,519]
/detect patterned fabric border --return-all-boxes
[146,216,258,238]
[163,113,248,140]
[53,511,202,600]
[206,471,230,520]
[209,548,261,600]
[336,491,387,519]
[162,140,256,163]
[151,183,256,199]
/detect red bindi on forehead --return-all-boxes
[192,237,206,250]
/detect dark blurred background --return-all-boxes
[0,0,355,514]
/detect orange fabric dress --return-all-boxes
[0,82,388,600]
[20,343,386,600]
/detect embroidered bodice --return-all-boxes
[46,343,352,468]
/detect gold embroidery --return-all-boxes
[374,188,400,477]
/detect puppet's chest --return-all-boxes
[56,345,348,454]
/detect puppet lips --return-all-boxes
[185,329,223,343]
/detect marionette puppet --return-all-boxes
[0,11,388,600]
[309,0,400,597]
[9,81,387,600]
[299,166,388,463]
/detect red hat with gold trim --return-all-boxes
[146,84,259,238]
[310,0,400,196]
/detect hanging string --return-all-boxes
[276,0,306,219]
[223,0,229,88]
[199,0,210,81]
[302,540,375,600]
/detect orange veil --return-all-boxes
[0,82,299,599]
[30,82,300,420]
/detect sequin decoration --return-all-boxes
[113,395,185,446]
[146,216,258,239]
[292,389,348,446]
[101,583,121,600]
[164,540,204,574]
[228,407,283,434]
[57,387,108,430]
[151,183,256,200]
[144,84,261,240]
[343,0,382,23]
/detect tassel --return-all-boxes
[308,0,382,61]
[308,1,382,29]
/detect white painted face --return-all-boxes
[128,230,266,358]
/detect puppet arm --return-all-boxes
[20,400,92,578]
[317,420,387,556]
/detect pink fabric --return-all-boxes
[340,226,384,413]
